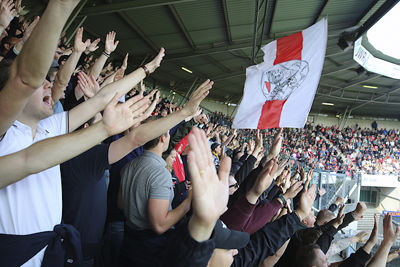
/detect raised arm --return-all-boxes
[187,126,231,242]
[367,214,400,267]
[68,47,165,132]
[52,27,90,103]
[108,79,214,164]
[88,31,119,79]
[9,16,40,57]
[0,0,16,35]
[0,92,147,188]
[327,231,368,258]
[0,0,80,136]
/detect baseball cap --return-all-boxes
[213,220,249,250]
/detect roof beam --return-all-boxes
[221,0,233,45]
[78,0,197,17]
[315,92,400,106]
[321,59,358,76]
[203,55,232,73]
[265,0,277,37]
[350,86,400,111]
[316,74,381,99]
[311,0,329,25]
[251,0,261,62]
[355,0,398,40]
[355,0,382,25]
[163,25,355,61]
[117,12,159,53]
[167,5,196,49]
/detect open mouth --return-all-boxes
[43,96,52,107]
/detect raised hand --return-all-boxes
[247,159,278,204]
[304,168,313,189]
[121,53,129,70]
[187,127,231,241]
[253,129,263,154]
[283,181,303,200]
[20,16,39,42]
[248,139,255,154]
[296,184,317,221]
[352,202,367,221]
[85,38,100,54]
[141,90,160,119]
[77,72,100,98]
[0,0,16,29]
[105,31,119,54]
[363,214,379,254]
[383,214,400,245]
[166,149,177,170]
[139,80,146,96]
[268,128,283,159]
[74,27,90,53]
[15,0,23,14]
[102,93,151,136]
[387,248,400,263]
[275,168,288,186]
[332,204,345,228]
[353,231,369,243]
[274,157,289,179]
[181,79,214,117]
[335,196,345,205]
[144,47,165,73]
[318,187,326,197]
[281,170,292,192]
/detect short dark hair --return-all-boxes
[296,244,321,267]
[0,59,13,92]
[143,116,167,150]
[144,132,168,150]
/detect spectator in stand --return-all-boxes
[0,0,165,265]
[119,128,193,266]
[211,142,222,166]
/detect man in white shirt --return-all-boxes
[0,0,164,266]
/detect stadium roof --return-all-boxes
[30,0,400,118]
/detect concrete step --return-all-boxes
[357,208,378,231]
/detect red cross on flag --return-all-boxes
[233,18,327,129]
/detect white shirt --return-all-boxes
[0,112,68,267]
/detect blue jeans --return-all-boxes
[102,221,124,267]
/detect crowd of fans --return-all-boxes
[202,117,400,177]
[1,1,400,267]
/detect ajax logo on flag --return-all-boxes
[261,60,309,101]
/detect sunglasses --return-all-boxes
[229,183,239,188]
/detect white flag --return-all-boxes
[233,18,328,129]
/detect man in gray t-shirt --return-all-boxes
[119,131,192,266]
[121,149,174,230]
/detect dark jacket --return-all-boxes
[161,212,305,267]
[338,247,370,267]
[275,211,355,267]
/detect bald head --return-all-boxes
[316,209,335,226]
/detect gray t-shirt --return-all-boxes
[121,150,174,230]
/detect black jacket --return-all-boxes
[275,212,355,267]
[161,212,305,267]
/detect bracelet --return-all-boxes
[102,51,110,58]
[141,65,150,77]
